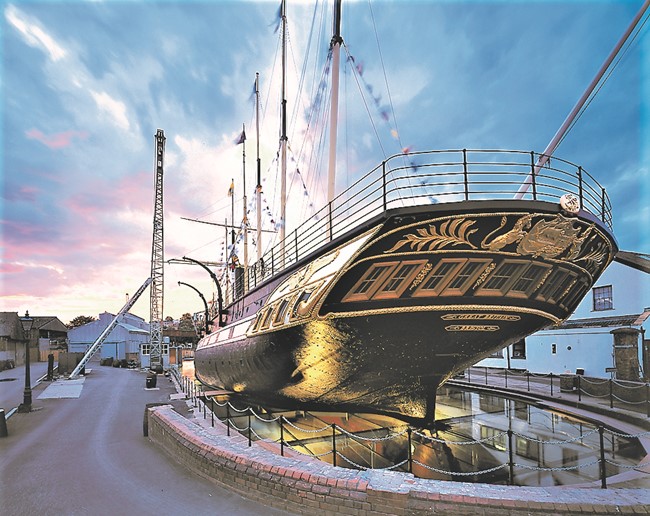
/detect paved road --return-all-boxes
[0,364,290,516]
[0,362,50,414]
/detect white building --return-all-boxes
[477,261,650,380]
[68,312,169,367]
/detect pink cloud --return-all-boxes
[25,128,89,149]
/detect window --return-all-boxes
[551,343,557,355]
[343,262,398,302]
[508,263,550,297]
[412,260,464,297]
[141,344,151,355]
[489,349,504,358]
[274,298,290,325]
[475,260,531,297]
[373,260,426,300]
[593,285,613,311]
[536,269,574,303]
[441,259,491,296]
[511,339,526,359]
[162,343,169,355]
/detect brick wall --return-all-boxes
[146,405,649,515]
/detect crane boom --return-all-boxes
[69,278,152,378]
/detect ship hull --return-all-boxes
[195,199,616,425]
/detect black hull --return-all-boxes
[195,199,617,425]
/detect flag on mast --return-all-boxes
[234,129,246,145]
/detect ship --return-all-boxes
[193,0,633,427]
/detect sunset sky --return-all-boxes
[2,0,648,325]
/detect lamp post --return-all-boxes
[182,256,225,326]
[177,281,210,335]
[19,311,34,413]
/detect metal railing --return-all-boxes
[232,149,613,302]
[175,376,647,488]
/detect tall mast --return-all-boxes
[280,0,288,266]
[241,123,248,292]
[327,0,343,228]
[516,0,650,198]
[255,72,262,263]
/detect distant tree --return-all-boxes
[178,313,195,332]
[68,315,96,329]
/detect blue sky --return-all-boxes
[1,0,648,324]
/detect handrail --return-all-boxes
[232,149,613,303]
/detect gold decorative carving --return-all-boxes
[472,262,496,289]
[481,215,533,251]
[385,219,478,253]
[445,325,500,332]
[517,216,583,259]
[441,313,520,321]
[409,262,433,291]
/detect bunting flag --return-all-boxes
[227,180,234,197]
[234,130,246,145]
[271,3,282,33]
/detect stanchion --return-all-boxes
[609,379,614,409]
[407,428,413,473]
[332,424,337,467]
[485,367,488,386]
[505,368,508,389]
[578,375,582,402]
[203,397,206,419]
[248,410,252,447]
[280,417,285,457]
[550,373,554,396]
[467,368,471,383]
[646,384,650,418]
[0,409,8,438]
[211,398,214,427]
[226,404,231,437]
[599,426,607,489]
[527,371,530,392]
[507,429,514,485]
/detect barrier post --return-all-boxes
[332,424,337,467]
[599,426,607,489]
[248,410,252,447]
[467,368,471,383]
[646,384,650,418]
[407,427,413,473]
[203,397,206,419]
[280,417,285,457]
[550,373,554,396]
[578,375,582,402]
[507,429,514,485]
[211,398,214,427]
[226,404,231,437]
[505,368,508,389]
[609,379,614,409]
[485,367,488,386]
[527,371,530,392]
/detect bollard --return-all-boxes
[47,353,54,381]
[226,404,231,437]
[647,384,650,418]
[505,368,508,389]
[280,417,285,457]
[550,373,554,396]
[485,367,488,385]
[609,379,614,409]
[248,411,252,447]
[211,399,214,427]
[578,375,582,402]
[467,368,471,383]
[527,371,530,392]
[0,409,8,438]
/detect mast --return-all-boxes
[280,0,288,266]
[241,123,248,292]
[255,72,262,264]
[516,0,650,198]
[327,0,343,231]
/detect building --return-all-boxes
[67,312,159,366]
[0,312,68,370]
[476,261,650,380]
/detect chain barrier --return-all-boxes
[412,460,508,476]
[514,460,600,472]
[608,428,650,438]
[282,441,333,458]
[581,377,609,385]
[282,418,331,434]
[604,459,650,470]
[413,428,508,445]
[612,394,647,405]
[336,452,408,471]
[512,428,598,445]
[337,426,409,442]
[613,380,647,390]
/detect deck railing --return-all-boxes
[232,149,613,302]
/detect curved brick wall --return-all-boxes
[146,405,650,515]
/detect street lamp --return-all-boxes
[181,256,225,326]
[19,311,34,413]
[178,281,210,336]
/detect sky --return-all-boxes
[1,0,648,326]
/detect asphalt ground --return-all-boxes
[0,362,291,516]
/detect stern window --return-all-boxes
[373,260,427,300]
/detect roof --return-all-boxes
[33,316,68,333]
[117,322,149,335]
[558,312,648,330]
[0,312,24,340]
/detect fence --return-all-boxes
[172,370,649,489]
[457,367,650,418]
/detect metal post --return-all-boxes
[646,384,650,418]
[609,379,614,409]
[203,397,206,419]
[407,427,413,473]
[578,167,584,209]
[467,367,471,383]
[599,426,607,489]
[601,187,606,222]
[328,202,334,241]
[505,368,508,389]
[530,152,537,200]
[226,404,231,437]
[578,375,582,402]
[248,410,252,447]
[295,229,299,262]
[463,149,469,200]
[550,373,554,396]
[382,161,387,211]
[507,429,514,485]
[280,417,285,457]
[485,367,488,386]
[211,398,214,427]
[527,371,530,392]
[332,424,337,467]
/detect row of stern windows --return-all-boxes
[343,257,594,311]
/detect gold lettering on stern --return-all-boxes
[445,325,500,332]
[441,314,520,321]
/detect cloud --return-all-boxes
[5,4,66,62]
[25,128,88,149]
[89,90,131,131]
